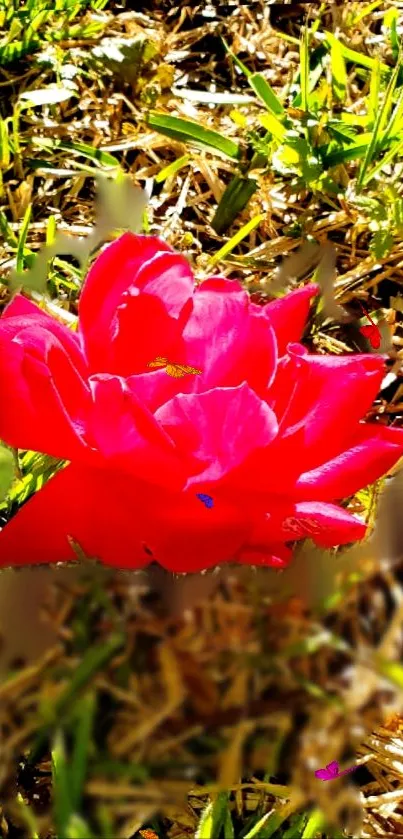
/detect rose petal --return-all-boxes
[245,499,366,548]
[0,325,91,460]
[79,234,194,372]
[147,490,251,572]
[295,424,403,500]
[269,346,386,471]
[155,383,279,484]
[0,465,153,568]
[264,284,319,355]
[2,294,87,376]
[88,374,194,488]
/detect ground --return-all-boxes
[0,1,403,837]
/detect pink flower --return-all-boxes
[0,233,401,572]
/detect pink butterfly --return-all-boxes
[315,760,356,781]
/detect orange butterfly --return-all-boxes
[284,517,321,538]
[139,831,159,839]
[147,356,202,378]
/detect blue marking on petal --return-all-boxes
[196,493,214,509]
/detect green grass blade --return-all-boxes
[66,814,95,839]
[25,8,52,36]
[147,112,240,160]
[52,730,73,838]
[16,204,32,273]
[208,213,265,269]
[172,88,255,105]
[300,26,310,111]
[196,793,230,839]
[155,153,190,184]
[361,137,403,186]
[70,693,96,811]
[258,112,287,142]
[244,812,272,838]
[46,214,57,246]
[196,802,214,839]
[323,32,390,75]
[223,809,235,838]
[330,35,347,102]
[357,57,402,189]
[0,209,18,247]
[16,794,39,839]
[248,72,284,115]
[212,175,258,234]
[301,809,327,838]
[221,37,251,77]
[27,633,124,766]
[291,59,326,108]
[380,84,403,149]
[350,0,384,25]
[369,57,381,126]
[57,140,119,168]
[31,137,120,168]
[0,118,10,170]
[375,656,403,689]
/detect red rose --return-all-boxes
[0,233,401,571]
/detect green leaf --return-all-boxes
[208,213,265,268]
[324,132,376,166]
[212,175,258,234]
[248,72,284,115]
[92,34,157,84]
[147,112,240,160]
[370,228,394,259]
[0,444,15,501]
